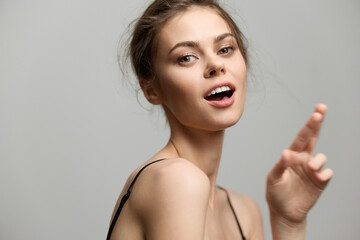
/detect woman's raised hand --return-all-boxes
[266,104,333,225]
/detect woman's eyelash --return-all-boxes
[177,45,235,64]
[218,46,235,55]
[177,54,197,64]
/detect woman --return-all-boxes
[107,0,333,239]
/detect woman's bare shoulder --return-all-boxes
[131,158,210,201]
[132,158,210,208]
[130,158,207,183]
[228,190,261,214]
[128,158,210,239]
[151,159,208,189]
[228,190,265,239]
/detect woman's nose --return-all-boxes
[204,58,226,78]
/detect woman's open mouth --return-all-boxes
[204,84,235,108]
[204,86,234,101]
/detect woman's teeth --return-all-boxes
[207,86,231,97]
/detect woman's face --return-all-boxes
[152,6,246,131]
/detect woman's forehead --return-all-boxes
[157,7,232,50]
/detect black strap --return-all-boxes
[106,158,166,240]
[218,186,246,240]
[106,160,246,240]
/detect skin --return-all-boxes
[109,6,333,240]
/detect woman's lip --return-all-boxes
[206,92,235,108]
[204,82,235,98]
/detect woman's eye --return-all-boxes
[218,47,233,55]
[178,55,196,64]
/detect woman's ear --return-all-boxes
[139,78,163,105]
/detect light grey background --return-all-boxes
[1,0,359,239]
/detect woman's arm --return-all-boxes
[266,104,333,239]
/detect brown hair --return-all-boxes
[123,0,247,85]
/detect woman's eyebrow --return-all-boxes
[214,33,234,43]
[168,41,200,55]
[168,33,234,55]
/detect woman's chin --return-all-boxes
[219,110,243,126]
[216,118,241,131]
[199,114,242,132]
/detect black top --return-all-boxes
[106,159,246,240]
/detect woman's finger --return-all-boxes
[267,150,291,184]
[267,149,308,184]
[314,168,334,189]
[308,153,327,171]
[316,168,334,181]
[289,104,327,153]
[307,154,333,190]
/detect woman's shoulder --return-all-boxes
[227,190,261,214]
[131,157,210,187]
[227,189,264,239]
[144,157,209,181]
[129,157,210,210]
[127,158,210,238]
